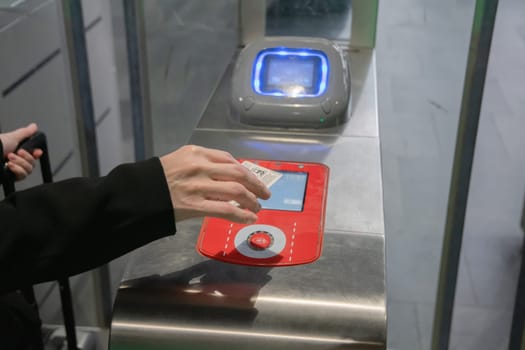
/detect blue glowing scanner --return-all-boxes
[231,37,350,128]
[253,48,329,98]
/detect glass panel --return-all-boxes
[379,0,525,348]
[0,0,26,7]
[0,0,39,24]
[265,0,352,41]
[449,0,525,348]
[143,0,239,155]
[376,1,475,349]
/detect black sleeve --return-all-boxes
[0,157,176,293]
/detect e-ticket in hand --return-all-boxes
[242,160,282,189]
[228,161,282,208]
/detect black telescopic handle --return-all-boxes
[17,131,53,184]
[2,131,53,196]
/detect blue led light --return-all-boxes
[252,48,329,98]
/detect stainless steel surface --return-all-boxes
[189,130,383,235]
[110,48,385,349]
[112,224,385,349]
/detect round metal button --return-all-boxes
[234,225,286,259]
[248,231,273,250]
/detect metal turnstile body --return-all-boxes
[110,48,386,349]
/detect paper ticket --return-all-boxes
[229,161,282,207]
[241,160,283,189]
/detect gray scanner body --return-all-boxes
[231,37,351,128]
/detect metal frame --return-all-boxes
[509,197,525,349]
[509,243,525,349]
[351,0,379,48]
[123,0,153,160]
[431,1,500,349]
[61,0,99,178]
[61,0,113,328]
[239,0,266,46]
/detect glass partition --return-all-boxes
[447,1,525,348]
[265,0,352,41]
[143,0,239,155]
[377,0,525,349]
[376,1,473,349]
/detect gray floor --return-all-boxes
[376,0,525,349]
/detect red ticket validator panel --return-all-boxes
[197,160,329,266]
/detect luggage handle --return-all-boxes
[15,131,53,183]
[2,131,53,196]
[2,131,78,350]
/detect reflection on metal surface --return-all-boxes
[112,322,383,346]
[248,135,323,144]
[256,296,385,313]
[111,226,386,349]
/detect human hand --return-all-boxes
[160,145,271,224]
[0,123,43,181]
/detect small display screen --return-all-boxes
[267,57,316,89]
[260,55,321,96]
[259,171,308,212]
[253,48,328,97]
